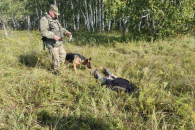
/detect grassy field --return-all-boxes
[0,30,195,130]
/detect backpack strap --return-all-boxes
[46,14,63,38]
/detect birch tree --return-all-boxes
[0,0,194,39]
[0,0,25,34]
[84,0,91,32]
[89,1,94,32]
[99,0,102,33]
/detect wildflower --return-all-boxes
[149,83,154,87]
[145,88,149,92]
[41,79,45,83]
[130,44,133,48]
[184,104,189,109]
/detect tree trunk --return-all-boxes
[76,13,80,30]
[58,2,61,22]
[119,19,122,29]
[70,0,76,31]
[62,14,65,28]
[54,0,57,5]
[102,0,104,32]
[99,0,102,33]
[11,12,17,29]
[89,1,94,32]
[40,8,43,18]
[3,20,8,36]
[73,16,76,31]
[108,20,111,32]
[27,15,31,30]
[93,10,96,28]
[95,1,98,28]
[36,8,39,28]
[11,17,16,30]
[84,0,90,32]
[123,20,129,35]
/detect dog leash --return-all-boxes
[69,35,82,54]
[61,35,82,54]
[60,35,72,44]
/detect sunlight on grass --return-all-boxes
[0,30,195,129]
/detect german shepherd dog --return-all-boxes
[65,53,91,72]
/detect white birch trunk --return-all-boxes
[63,14,66,28]
[27,15,31,30]
[40,9,43,18]
[71,0,76,31]
[11,17,16,29]
[95,1,98,27]
[36,8,39,28]
[11,11,17,29]
[93,10,96,28]
[58,2,61,22]
[73,16,76,31]
[76,13,80,30]
[123,17,129,34]
[99,0,102,33]
[108,20,111,32]
[36,7,39,20]
[76,0,80,30]
[35,0,39,28]
[89,1,94,32]
[84,0,90,32]
[3,20,8,36]
[102,0,104,32]
[54,0,57,5]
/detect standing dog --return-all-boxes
[65,53,91,72]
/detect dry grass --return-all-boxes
[0,30,195,129]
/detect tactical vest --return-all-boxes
[42,14,63,50]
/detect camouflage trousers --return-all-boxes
[48,45,66,70]
[95,69,113,85]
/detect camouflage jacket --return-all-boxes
[40,12,68,48]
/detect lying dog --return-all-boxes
[65,53,91,72]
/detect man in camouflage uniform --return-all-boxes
[40,4,71,74]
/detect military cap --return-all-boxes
[50,4,59,16]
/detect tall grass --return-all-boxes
[0,30,195,129]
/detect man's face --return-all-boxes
[49,10,57,19]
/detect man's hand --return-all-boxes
[111,73,117,79]
[66,31,72,36]
[53,35,60,41]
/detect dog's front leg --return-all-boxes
[73,63,77,72]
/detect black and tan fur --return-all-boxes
[65,53,91,72]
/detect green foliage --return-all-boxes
[104,0,126,19]
[1,0,194,39]
[0,0,25,19]
[104,0,195,39]
[0,30,195,129]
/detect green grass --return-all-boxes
[0,30,195,129]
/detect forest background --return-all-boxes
[0,0,195,39]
